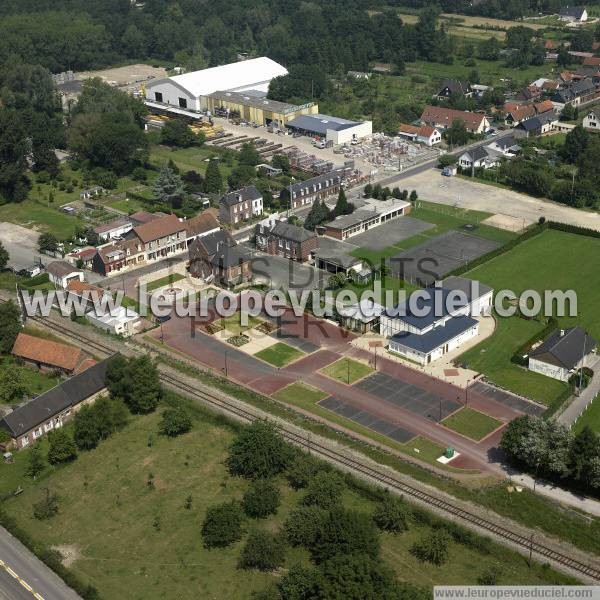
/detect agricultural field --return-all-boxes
[0,406,576,599]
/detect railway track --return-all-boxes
[14,307,600,582]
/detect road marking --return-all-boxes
[0,560,45,599]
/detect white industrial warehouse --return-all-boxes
[144,57,288,113]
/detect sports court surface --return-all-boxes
[349,216,434,251]
[389,230,500,285]
[317,396,415,443]
[355,372,462,422]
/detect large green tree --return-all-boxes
[0,300,21,353]
[203,159,223,194]
[152,166,185,208]
[0,108,29,203]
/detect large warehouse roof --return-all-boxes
[168,57,288,98]
[286,114,363,135]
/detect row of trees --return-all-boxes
[501,416,600,495]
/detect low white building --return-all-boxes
[45,261,84,289]
[94,217,133,241]
[381,279,492,365]
[86,306,141,337]
[398,124,442,146]
[338,300,385,333]
[583,110,599,131]
[458,147,500,170]
[528,327,596,382]
[285,114,372,144]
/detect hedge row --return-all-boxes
[548,221,600,239]
[0,508,100,599]
[510,317,558,367]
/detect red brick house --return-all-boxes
[255,221,317,262]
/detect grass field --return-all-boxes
[273,382,328,405]
[459,315,568,404]
[442,407,502,441]
[320,358,374,384]
[0,406,575,597]
[0,357,62,403]
[255,342,304,367]
[573,395,600,434]
[219,312,263,336]
[146,273,186,292]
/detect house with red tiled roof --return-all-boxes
[398,123,441,146]
[583,56,600,67]
[185,211,220,243]
[419,106,490,134]
[11,333,90,375]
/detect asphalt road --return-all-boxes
[0,527,81,600]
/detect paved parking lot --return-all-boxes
[318,396,415,443]
[349,216,434,251]
[470,381,545,417]
[0,222,40,270]
[389,230,499,285]
[355,372,462,422]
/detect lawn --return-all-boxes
[219,312,264,336]
[573,395,600,434]
[442,407,502,441]
[0,406,574,598]
[0,197,83,239]
[273,382,328,405]
[255,342,304,367]
[146,273,186,292]
[0,358,62,402]
[320,357,374,385]
[459,315,568,405]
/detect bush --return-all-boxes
[227,420,293,480]
[410,530,450,565]
[33,491,59,520]
[201,501,244,548]
[302,471,345,509]
[311,508,380,564]
[286,453,330,490]
[284,506,327,547]
[73,396,129,450]
[372,495,410,533]
[158,406,192,437]
[47,429,77,464]
[242,479,280,518]
[239,530,286,571]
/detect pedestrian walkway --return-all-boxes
[557,356,600,426]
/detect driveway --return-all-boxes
[557,355,600,426]
[384,169,600,231]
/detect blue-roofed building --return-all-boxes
[381,278,493,365]
[285,113,372,144]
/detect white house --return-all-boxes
[94,217,133,241]
[45,261,84,289]
[486,136,521,157]
[559,6,588,22]
[86,305,141,337]
[381,280,492,366]
[528,327,596,382]
[458,147,499,170]
[583,111,599,131]
[398,124,442,146]
[144,57,288,113]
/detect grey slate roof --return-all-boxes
[391,315,478,354]
[517,110,557,132]
[560,5,586,18]
[289,169,344,195]
[530,327,596,369]
[438,80,472,96]
[46,260,80,278]
[270,221,316,243]
[210,244,251,269]
[439,277,493,301]
[465,146,490,162]
[220,186,262,208]
[0,358,110,438]
[553,79,597,103]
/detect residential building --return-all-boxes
[436,80,473,100]
[420,106,490,134]
[516,110,559,137]
[486,135,521,157]
[338,300,385,333]
[583,56,600,67]
[129,211,166,226]
[552,78,600,107]
[285,114,373,144]
[219,186,263,226]
[188,231,252,287]
[92,238,144,277]
[255,221,317,262]
[458,147,499,170]
[559,6,588,22]
[144,57,288,115]
[45,261,84,289]
[184,211,220,243]
[11,333,89,375]
[285,169,346,210]
[0,359,109,449]
[66,247,97,270]
[94,216,133,241]
[86,306,141,337]
[66,280,107,311]
[347,71,371,79]
[381,281,492,365]
[398,123,442,146]
[528,327,596,381]
[79,186,104,200]
[319,198,411,241]
[583,110,600,130]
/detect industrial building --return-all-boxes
[285,114,373,144]
[205,90,318,127]
[144,57,288,115]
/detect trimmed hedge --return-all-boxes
[510,317,558,367]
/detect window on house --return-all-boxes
[178,97,188,109]
[155,92,163,102]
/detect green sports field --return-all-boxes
[320,358,374,384]
[442,407,502,441]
